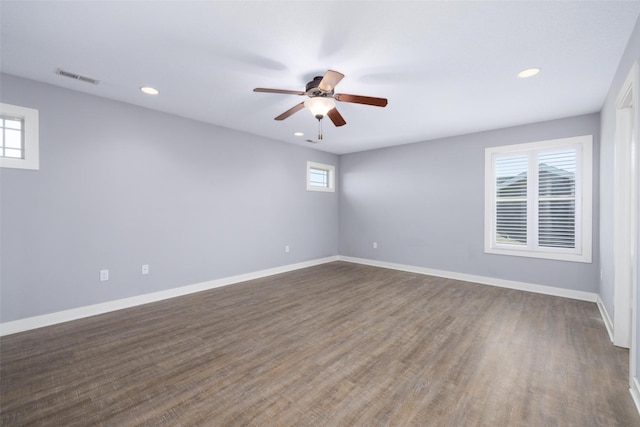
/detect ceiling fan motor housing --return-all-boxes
[305,76,333,97]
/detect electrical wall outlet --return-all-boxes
[142,264,149,275]
[100,269,109,281]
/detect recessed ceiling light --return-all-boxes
[517,68,541,78]
[140,86,159,95]
[294,132,304,137]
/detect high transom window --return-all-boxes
[0,103,39,170]
[1,116,25,159]
[307,161,335,192]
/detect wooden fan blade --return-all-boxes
[334,93,388,107]
[318,70,345,92]
[254,88,306,95]
[327,108,346,127]
[275,102,305,120]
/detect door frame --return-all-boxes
[613,61,639,387]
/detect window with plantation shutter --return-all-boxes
[495,155,528,246]
[537,150,576,249]
[485,135,592,263]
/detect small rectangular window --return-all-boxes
[309,167,329,187]
[307,161,335,192]
[485,135,592,263]
[0,103,39,170]
[1,117,25,159]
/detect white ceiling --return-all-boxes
[2,1,639,155]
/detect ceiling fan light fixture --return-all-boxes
[304,97,335,119]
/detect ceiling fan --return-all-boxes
[253,70,388,140]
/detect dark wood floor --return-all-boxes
[1,262,638,426]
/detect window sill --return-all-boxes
[485,246,592,263]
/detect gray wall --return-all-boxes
[0,74,339,323]
[598,15,640,381]
[339,113,600,292]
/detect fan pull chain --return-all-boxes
[317,117,324,140]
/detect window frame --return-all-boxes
[306,161,335,192]
[484,135,592,263]
[0,103,39,170]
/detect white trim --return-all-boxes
[613,60,639,350]
[631,376,640,417]
[613,99,633,347]
[0,255,601,337]
[597,294,615,343]
[0,103,39,170]
[337,256,597,302]
[0,256,339,336]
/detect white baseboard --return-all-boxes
[0,256,339,337]
[631,377,640,417]
[596,295,615,343]
[0,255,601,336]
[337,256,598,302]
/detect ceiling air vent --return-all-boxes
[55,68,100,85]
